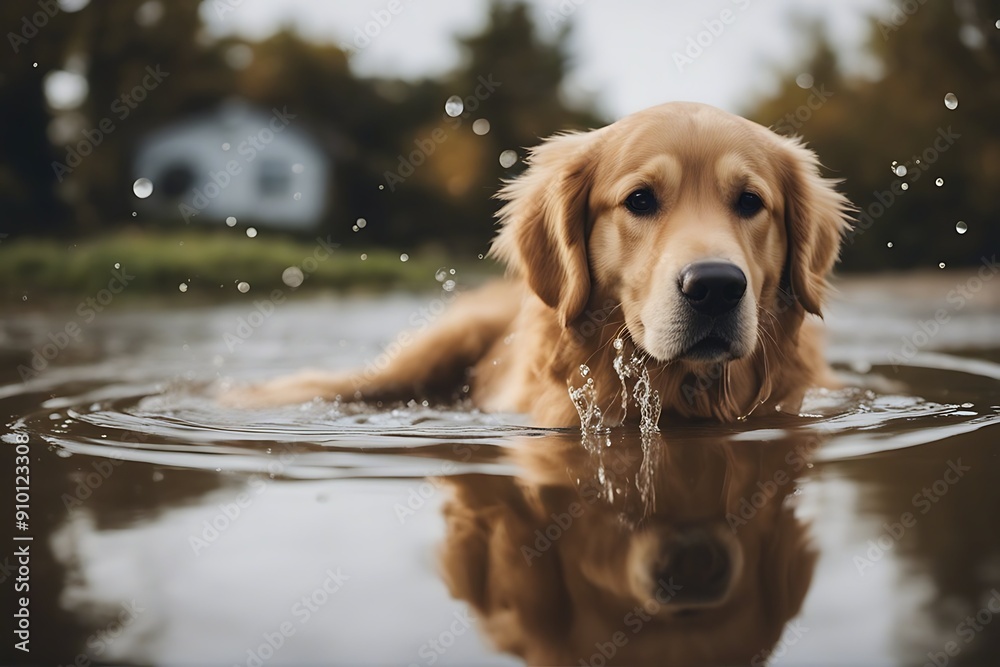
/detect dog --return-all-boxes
[438,430,820,665]
[222,102,852,427]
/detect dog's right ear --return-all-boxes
[490,131,598,328]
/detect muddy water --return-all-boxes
[1,273,998,666]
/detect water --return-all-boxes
[2,274,999,666]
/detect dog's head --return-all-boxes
[491,102,851,366]
[439,433,819,665]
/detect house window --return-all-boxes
[258,159,290,197]
[158,163,195,199]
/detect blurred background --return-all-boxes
[1,0,998,297]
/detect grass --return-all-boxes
[1,230,499,300]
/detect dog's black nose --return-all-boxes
[657,531,732,603]
[679,261,747,317]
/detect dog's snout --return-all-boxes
[657,531,732,603]
[679,261,747,317]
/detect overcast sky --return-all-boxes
[204,0,888,120]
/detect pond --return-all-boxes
[2,271,999,666]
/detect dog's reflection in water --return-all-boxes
[439,431,819,666]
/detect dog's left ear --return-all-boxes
[779,138,854,316]
[490,131,598,327]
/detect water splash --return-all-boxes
[444,95,463,117]
[499,150,518,168]
[612,338,661,433]
[568,365,604,433]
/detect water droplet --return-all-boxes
[178,282,188,292]
[955,221,968,234]
[356,217,367,228]
[894,164,907,177]
[444,95,464,117]
[222,142,231,151]
[246,227,257,238]
[579,364,590,377]
[282,266,304,287]
[477,253,484,260]
[132,177,153,198]
[378,184,385,190]
[291,163,304,174]
[435,268,449,282]
[472,118,490,135]
[33,62,38,68]
[152,470,164,482]
[901,182,909,190]
[399,253,409,262]
[293,192,302,201]
[360,253,367,260]
[442,279,456,292]
[114,262,120,269]
[795,73,814,89]
[352,225,358,232]
[237,281,250,292]
[613,338,624,351]
[938,262,946,269]
[226,216,237,227]
[996,19,1000,29]
[131,211,137,217]
[935,177,944,187]
[21,295,27,301]
[887,242,894,248]
[944,93,958,110]
[499,150,518,168]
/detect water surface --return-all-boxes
[2,273,999,666]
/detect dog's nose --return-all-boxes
[657,530,732,603]
[678,261,747,317]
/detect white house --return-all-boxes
[134,100,329,230]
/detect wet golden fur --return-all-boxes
[223,102,852,426]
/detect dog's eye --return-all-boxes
[625,188,657,215]
[736,192,764,217]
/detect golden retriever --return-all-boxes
[223,102,852,426]
[438,431,820,665]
